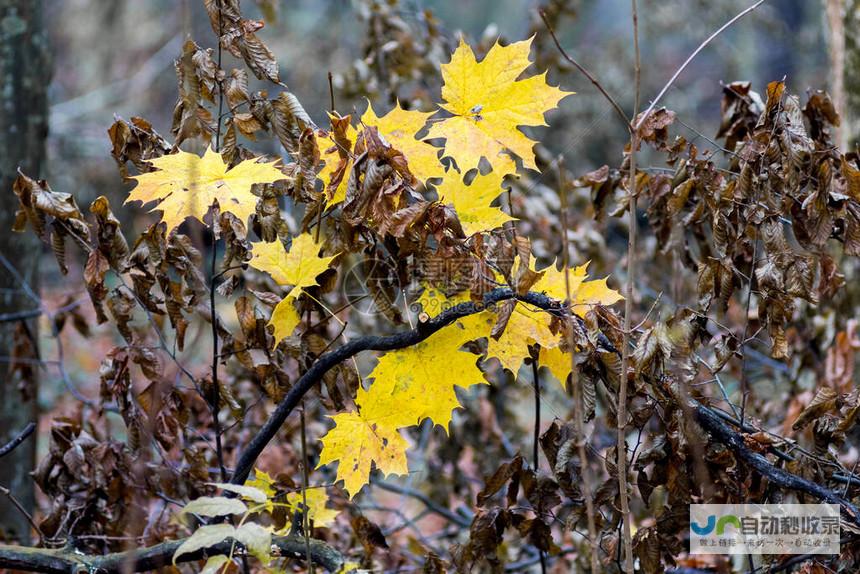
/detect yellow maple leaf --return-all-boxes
[359,320,489,432]
[487,306,558,375]
[539,345,572,388]
[436,170,516,236]
[286,488,339,528]
[249,233,337,292]
[361,101,445,184]
[126,147,284,233]
[426,37,573,175]
[414,285,470,317]
[245,469,277,499]
[317,410,409,498]
[487,260,622,375]
[318,288,494,497]
[268,293,302,346]
[571,276,625,314]
[249,233,337,345]
[532,260,624,313]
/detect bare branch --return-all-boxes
[634,0,766,130]
[0,423,35,459]
[538,10,632,133]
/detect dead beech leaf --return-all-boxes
[792,388,842,431]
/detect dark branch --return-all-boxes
[229,287,860,535]
[0,422,36,459]
[539,9,632,133]
[0,533,343,573]
[229,288,563,485]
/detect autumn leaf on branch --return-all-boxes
[358,310,492,431]
[249,233,337,345]
[285,488,339,528]
[126,146,285,233]
[361,101,445,184]
[318,289,494,497]
[487,260,623,376]
[427,37,573,175]
[436,170,516,236]
[317,410,409,499]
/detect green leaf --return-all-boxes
[172,524,236,564]
[234,522,272,563]
[210,482,269,504]
[181,496,248,517]
[200,554,232,574]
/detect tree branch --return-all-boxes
[634,0,765,130]
[0,533,343,573]
[538,9,632,133]
[0,422,35,458]
[229,288,565,485]
[227,285,860,533]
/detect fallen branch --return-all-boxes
[0,533,343,573]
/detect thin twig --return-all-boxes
[300,404,314,574]
[529,355,547,574]
[531,357,541,472]
[634,0,766,131]
[210,0,227,483]
[539,9,632,133]
[327,71,335,112]
[0,423,36,459]
[616,2,640,571]
[739,232,759,427]
[0,485,44,543]
[557,158,601,573]
[370,479,472,528]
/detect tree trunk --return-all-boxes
[0,0,49,544]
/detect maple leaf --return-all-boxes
[532,260,624,313]
[487,260,622,374]
[249,233,336,292]
[285,489,339,528]
[318,288,494,497]
[358,318,490,432]
[539,345,572,387]
[317,410,409,498]
[436,170,516,236]
[244,469,276,499]
[361,101,445,184]
[249,233,337,344]
[268,293,302,346]
[426,37,573,175]
[487,306,557,375]
[127,147,284,233]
